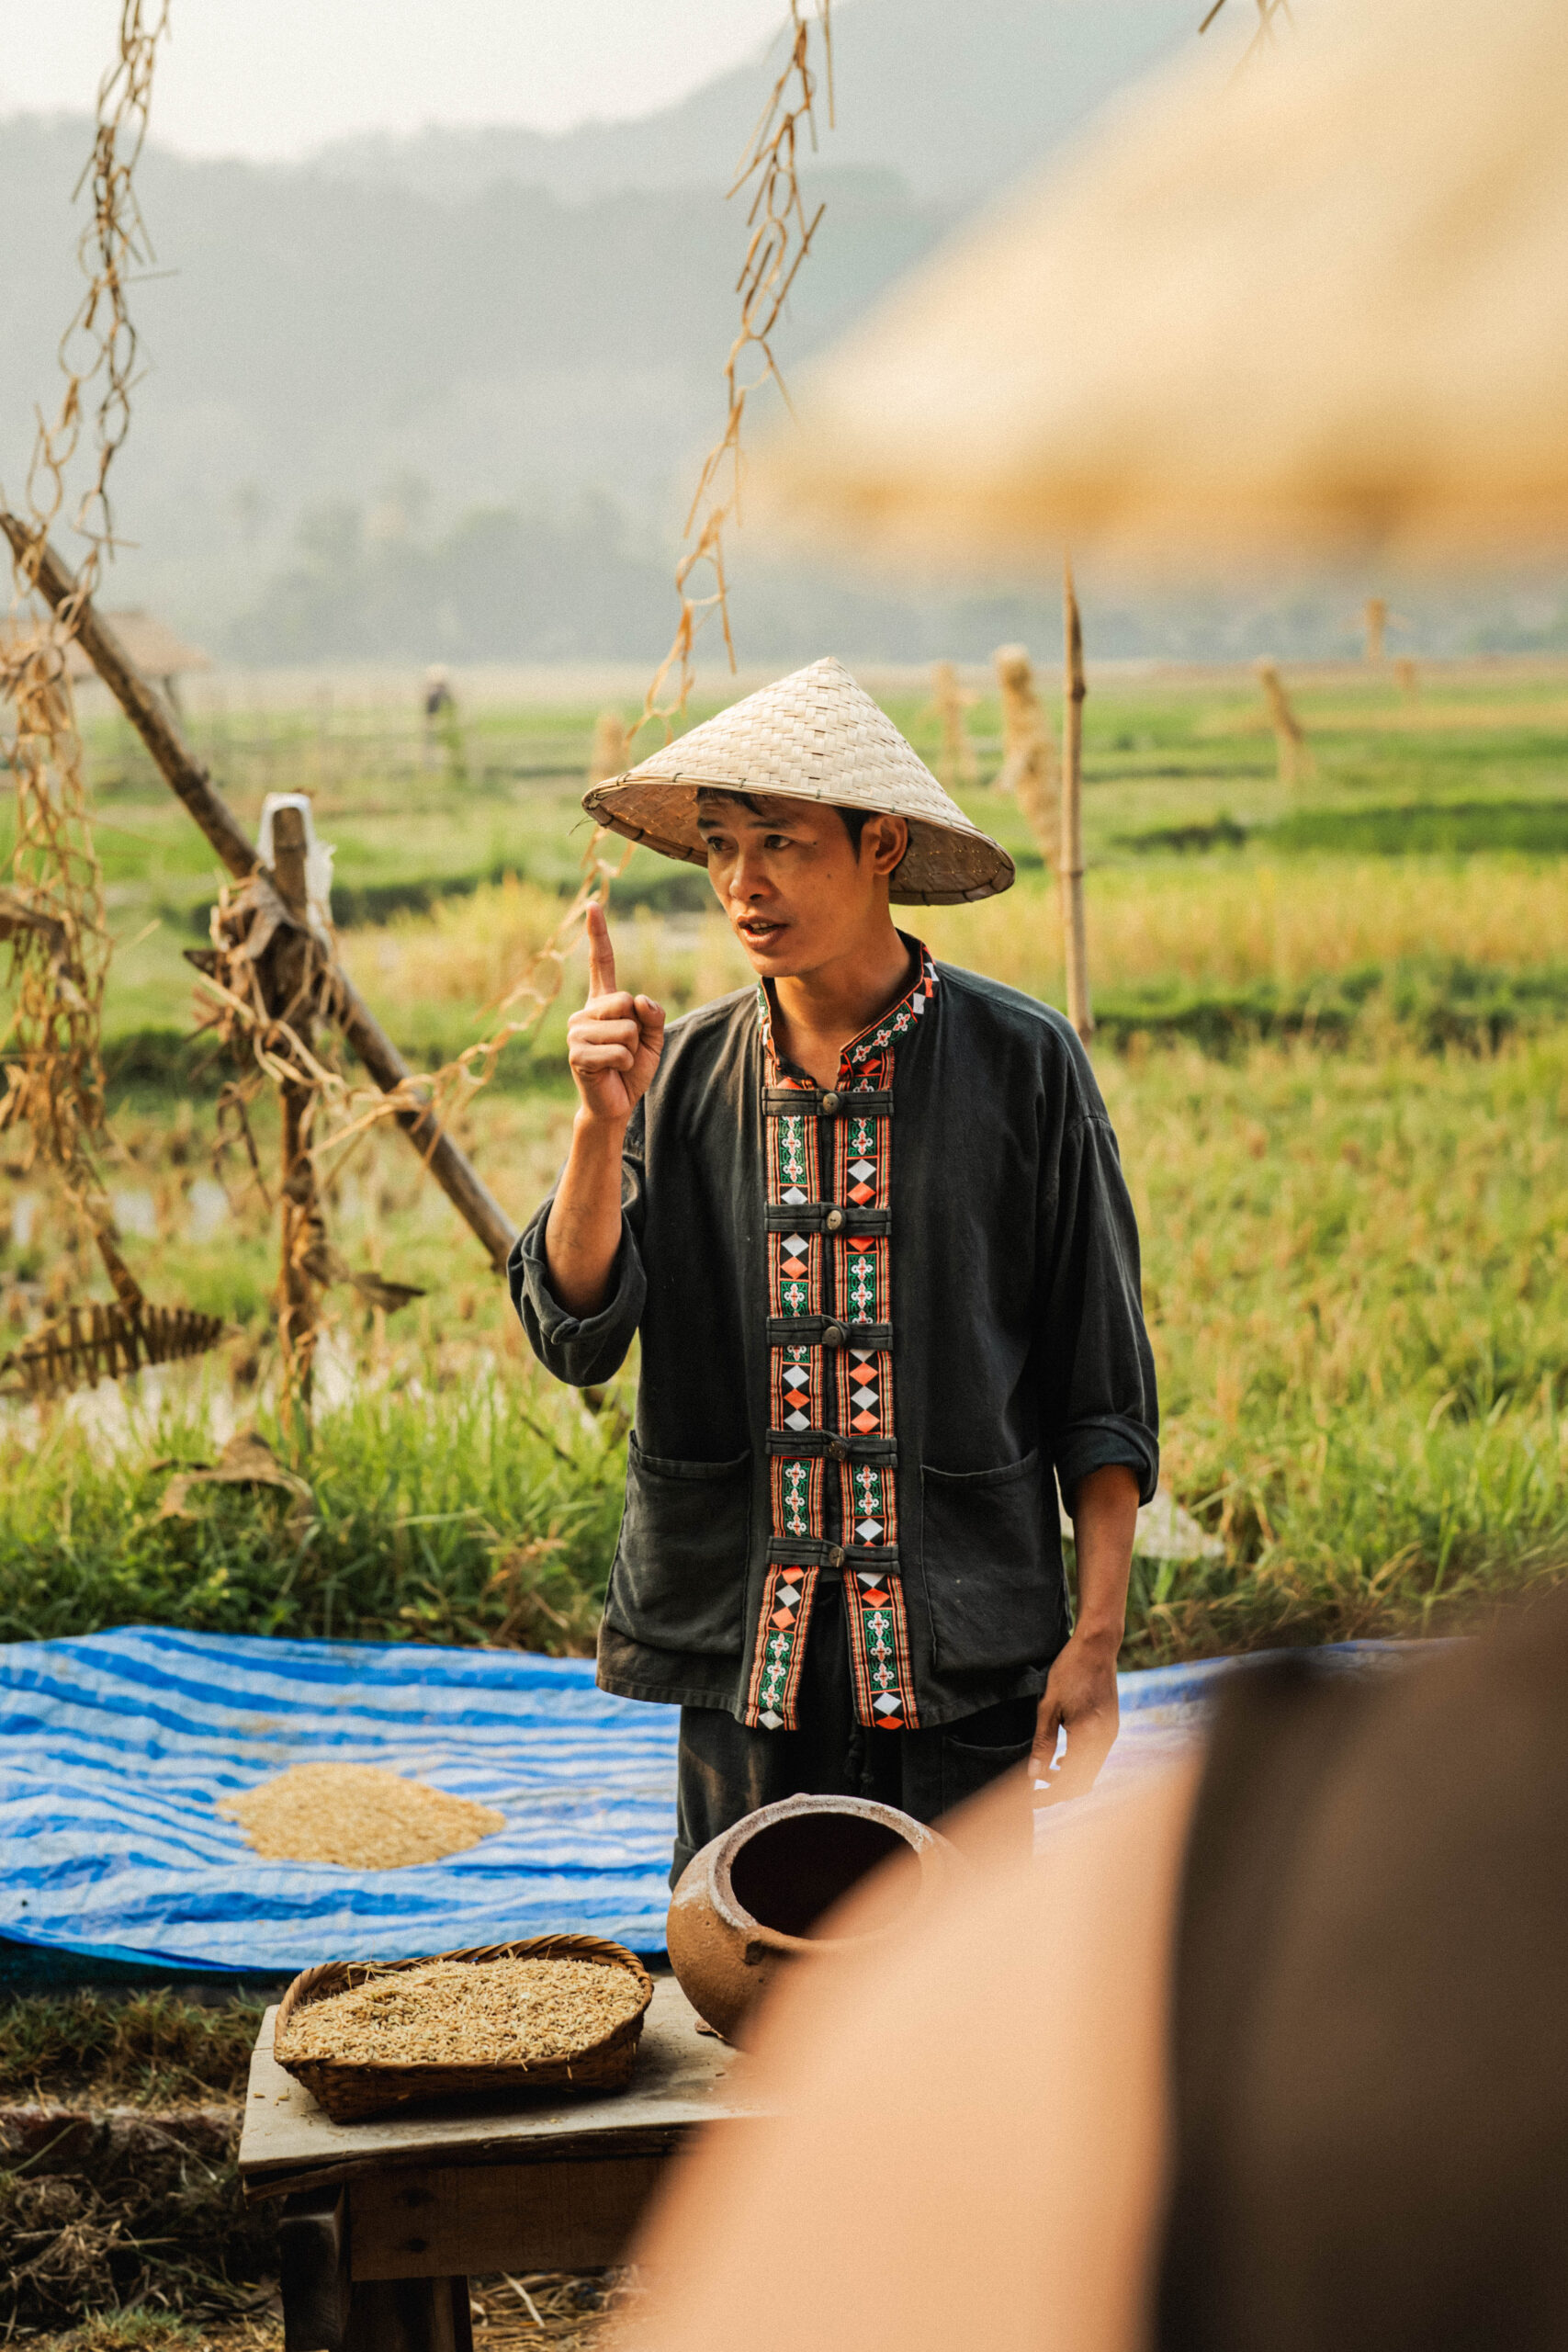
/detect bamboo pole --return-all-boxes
[1,512,519,1270]
[269,804,318,1421]
[1060,561,1093,1046]
[1255,656,1310,786]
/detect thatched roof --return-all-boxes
[72,610,212,679]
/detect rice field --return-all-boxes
[6,656,1568,1662]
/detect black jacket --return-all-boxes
[512,948,1158,1728]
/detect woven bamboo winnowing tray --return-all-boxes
[271,1936,654,2123]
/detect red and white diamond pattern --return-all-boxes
[750,947,936,1733]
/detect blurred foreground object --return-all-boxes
[636,1764,1195,2352]
[754,0,1568,572]
[1158,1593,1568,2352]
[632,1594,1568,2352]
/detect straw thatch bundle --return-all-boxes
[754,0,1568,573]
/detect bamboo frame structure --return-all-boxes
[1,512,520,1273]
[1060,562,1093,1045]
[269,805,320,1419]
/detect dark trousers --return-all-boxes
[671,1578,1037,1885]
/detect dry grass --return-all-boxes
[221,1764,505,1869]
[339,880,748,1023]
[276,1958,643,2067]
[922,857,1568,994]
[339,857,1568,1030]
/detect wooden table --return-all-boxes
[239,1982,756,2352]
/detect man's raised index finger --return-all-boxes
[585,902,617,998]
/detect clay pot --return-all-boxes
[666,1792,955,2044]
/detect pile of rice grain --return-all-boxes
[276,1957,643,2067]
[221,1763,505,1870]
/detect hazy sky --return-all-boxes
[0,0,793,156]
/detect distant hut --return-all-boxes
[67,610,210,717]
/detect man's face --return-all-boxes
[695,794,908,979]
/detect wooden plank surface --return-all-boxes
[240,1979,757,2197]
[350,2154,676,2279]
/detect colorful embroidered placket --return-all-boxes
[744,947,939,1733]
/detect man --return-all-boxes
[511,657,1157,1883]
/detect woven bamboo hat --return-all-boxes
[583,657,1013,906]
[751,0,1568,574]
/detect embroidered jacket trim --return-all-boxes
[745,943,938,1732]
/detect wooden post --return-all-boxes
[1060,562,1093,1046]
[1,513,519,1270]
[269,804,319,1423]
[930,662,977,790]
[993,643,1058,871]
[1255,657,1310,786]
[1363,595,1388,662]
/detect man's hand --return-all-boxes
[567,903,665,1128]
[1031,1625,1122,1804]
[546,905,665,1317]
[1031,1463,1142,1804]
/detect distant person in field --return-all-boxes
[510,657,1157,1880]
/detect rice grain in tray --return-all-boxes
[278,1957,645,2068]
[272,1938,653,2119]
[221,1762,504,1869]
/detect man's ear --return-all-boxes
[867,814,908,876]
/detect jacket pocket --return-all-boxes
[940,1730,1036,1821]
[919,1448,1065,1675]
[603,1436,751,1657]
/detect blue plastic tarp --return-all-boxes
[0,1626,682,1968]
[0,1624,1401,1974]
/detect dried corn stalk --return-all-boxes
[0,6,218,1396]
[1256,657,1313,786]
[929,661,978,789]
[587,709,632,788]
[993,643,1060,871]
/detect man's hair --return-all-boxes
[695,786,872,855]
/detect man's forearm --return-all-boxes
[1071,1464,1142,1646]
[544,1111,628,1316]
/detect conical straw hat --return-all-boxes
[584,657,1013,906]
[751,0,1568,574]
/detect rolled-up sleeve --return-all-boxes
[508,1115,648,1387]
[1039,1109,1160,1509]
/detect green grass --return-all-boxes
[1110,1032,1568,1661]
[0,1991,265,2106]
[0,1374,623,1649]
[1090,958,1568,1056]
[9,663,1568,1668]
